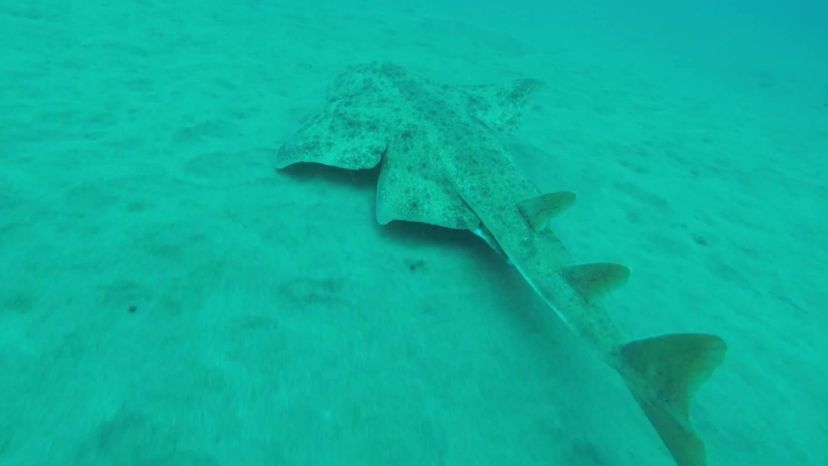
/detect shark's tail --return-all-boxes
[617,333,726,466]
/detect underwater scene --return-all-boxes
[1,1,826,465]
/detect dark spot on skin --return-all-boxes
[692,234,707,246]
[406,259,426,272]
[128,305,137,314]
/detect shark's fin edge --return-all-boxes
[518,191,576,230]
[276,138,385,170]
[619,333,727,466]
[458,78,544,131]
[561,262,630,302]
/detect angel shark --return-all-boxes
[275,63,726,466]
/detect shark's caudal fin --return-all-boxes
[618,334,726,466]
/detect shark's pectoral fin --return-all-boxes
[276,109,387,170]
[375,145,480,230]
[518,192,576,230]
[561,262,630,302]
[619,334,726,466]
[447,78,544,132]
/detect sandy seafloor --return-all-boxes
[1,1,826,465]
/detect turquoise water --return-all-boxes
[1,1,825,465]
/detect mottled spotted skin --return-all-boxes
[277,63,725,466]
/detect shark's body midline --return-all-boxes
[438,141,627,362]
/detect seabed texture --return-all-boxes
[1,2,826,465]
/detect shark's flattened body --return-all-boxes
[276,63,726,466]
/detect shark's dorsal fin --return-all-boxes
[518,191,576,230]
[450,78,544,132]
[562,262,630,302]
